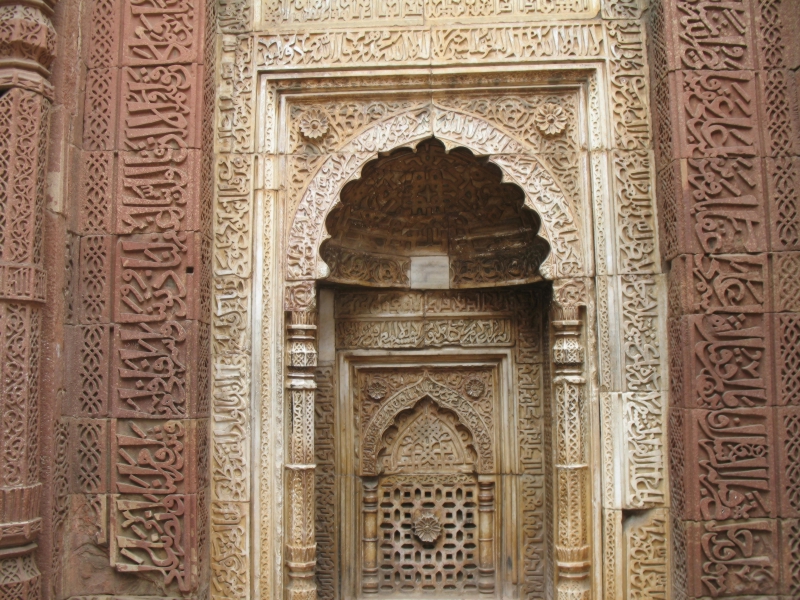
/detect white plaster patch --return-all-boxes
[409,256,450,289]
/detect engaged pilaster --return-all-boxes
[286,309,318,600]
[0,0,55,596]
[551,279,591,600]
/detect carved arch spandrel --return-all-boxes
[284,106,585,284]
[360,376,494,476]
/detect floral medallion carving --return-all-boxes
[412,512,442,543]
[534,102,567,136]
[298,108,330,140]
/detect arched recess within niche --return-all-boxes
[320,138,551,289]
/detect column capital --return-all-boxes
[0,0,56,98]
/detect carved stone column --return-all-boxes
[0,0,55,596]
[286,309,318,600]
[361,477,379,593]
[477,476,495,594]
[550,280,590,600]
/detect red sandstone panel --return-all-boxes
[766,155,800,252]
[772,312,800,407]
[682,156,768,255]
[79,235,113,325]
[115,148,202,234]
[675,0,756,72]
[113,232,203,323]
[673,70,763,160]
[686,518,780,597]
[776,406,800,518]
[71,419,109,495]
[683,407,777,522]
[111,320,203,419]
[670,253,770,315]
[82,0,121,69]
[756,68,800,158]
[83,68,120,152]
[682,313,772,410]
[771,252,800,312]
[66,324,112,417]
[121,0,204,66]
[79,150,115,236]
[780,518,800,597]
[120,64,204,152]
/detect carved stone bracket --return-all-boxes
[285,310,318,600]
[550,278,591,600]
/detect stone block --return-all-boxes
[71,418,109,494]
[79,150,115,236]
[686,518,780,597]
[667,318,685,408]
[674,0,756,72]
[120,64,203,152]
[772,312,800,406]
[757,69,800,158]
[82,0,122,69]
[667,408,687,519]
[779,518,800,596]
[684,155,767,255]
[652,74,679,172]
[113,231,204,324]
[674,70,762,160]
[111,319,204,419]
[766,156,800,252]
[115,148,202,234]
[676,313,773,410]
[110,491,198,593]
[771,252,800,312]
[110,417,200,493]
[79,235,113,325]
[83,68,119,152]
[121,0,204,65]
[66,324,111,417]
[671,253,770,316]
[682,407,777,521]
[776,407,800,518]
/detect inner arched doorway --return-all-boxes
[308,139,579,600]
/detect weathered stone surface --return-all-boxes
[10,0,799,596]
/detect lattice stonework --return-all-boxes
[378,475,478,594]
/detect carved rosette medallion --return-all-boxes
[412,512,442,543]
[299,108,330,140]
[465,377,485,398]
[534,102,568,136]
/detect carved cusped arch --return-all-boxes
[361,376,494,476]
[322,138,551,289]
[285,106,584,285]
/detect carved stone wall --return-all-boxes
[202,0,673,594]
[23,0,744,595]
[50,0,214,593]
[648,0,800,597]
[0,0,56,593]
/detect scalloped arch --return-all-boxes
[361,377,494,476]
[285,106,585,283]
